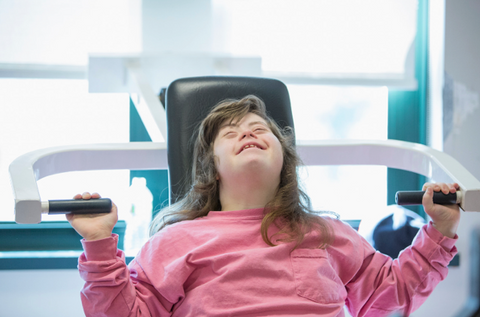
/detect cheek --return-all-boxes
[213,142,228,170]
[272,140,284,170]
[212,146,220,169]
[277,150,285,171]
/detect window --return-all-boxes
[212,0,417,219]
[289,85,388,219]
[212,0,417,86]
[1,0,421,228]
[0,78,130,222]
[0,0,140,65]
[0,0,141,223]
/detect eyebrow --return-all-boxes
[219,120,268,130]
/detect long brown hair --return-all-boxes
[150,95,335,249]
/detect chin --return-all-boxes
[244,159,282,177]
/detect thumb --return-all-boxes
[423,187,435,215]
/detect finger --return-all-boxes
[422,182,434,191]
[450,183,460,193]
[448,184,455,193]
[91,192,101,199]
[73,194,82,200]
[82,192,92,200]
[426,182,443,193]
[112,202,118,214]
[439,183,450,194]
[422,187,435,213]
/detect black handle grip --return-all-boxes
[48,198,112,215]
[395,191,458,206]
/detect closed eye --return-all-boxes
[223,131,237,137]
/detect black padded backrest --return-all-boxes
[165,76,294,203]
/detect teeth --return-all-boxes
[244,145,257,150]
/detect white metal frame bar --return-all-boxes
[9,139,480,223]
[10,142,166,224]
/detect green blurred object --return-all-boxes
[129,97,170,216]
[0,220,126,251]
[387,0,428,217]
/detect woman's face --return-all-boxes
[213,112,284,184]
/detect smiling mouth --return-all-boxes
[238,144,264,154]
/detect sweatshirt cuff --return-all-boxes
[81,234,119,261]
[425,221,458,253]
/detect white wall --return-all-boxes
[415,0,480,316]
[0,270,86,317]
[142,0,213,53]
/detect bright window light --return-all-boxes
[289,85,388,220]
[0,0,141,65]
[213,0,417,79]
[290,85,388,140]
[212,0,402,219]
[0,78,130,221]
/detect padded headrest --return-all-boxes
[165,76,294,203]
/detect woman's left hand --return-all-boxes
[422,182,461,238]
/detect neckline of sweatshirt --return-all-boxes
[205,208,266,220]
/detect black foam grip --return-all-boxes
[48,198,112,214]
[395,191,457,206]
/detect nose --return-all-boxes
[240,128,257,140]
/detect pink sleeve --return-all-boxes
[78,234,174,317]
[345,222,457,317]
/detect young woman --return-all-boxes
[68,95,460,317]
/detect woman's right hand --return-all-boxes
[66,192,118,241]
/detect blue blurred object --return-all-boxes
[359,205,426,258]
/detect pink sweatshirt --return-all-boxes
[78,208,457,317]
